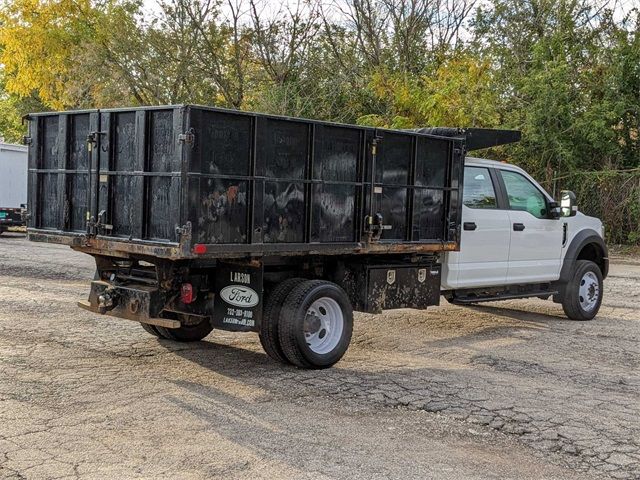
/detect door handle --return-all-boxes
[463,222,477,231]
[513,223,525,231]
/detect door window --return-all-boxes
[500,170,548,219]
[463,167,497,209]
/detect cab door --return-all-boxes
[497,169,563,283]
[445,166,511,289]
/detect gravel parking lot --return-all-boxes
[1,233,638,479]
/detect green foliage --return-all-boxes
[361,55,500,129]
[0,0,638,242]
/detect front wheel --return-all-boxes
[278,280,353,369]
[561,260,603,321]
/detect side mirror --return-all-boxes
[548,201,561,219]
[560,190,578,217]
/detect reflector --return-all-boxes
[180,283,194,304]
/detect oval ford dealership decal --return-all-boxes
[220,285,259,307]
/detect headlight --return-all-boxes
[601,224,605,238]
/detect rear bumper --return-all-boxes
[80,280,180,329]
[78,301,180,329]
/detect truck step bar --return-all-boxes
[449,289,559,305]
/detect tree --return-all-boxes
[0,0,96,109]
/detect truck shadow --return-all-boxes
[464,304,567,324]
[156,335,281,371]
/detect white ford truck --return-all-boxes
[26,108,608,369]
[441,157,608,321]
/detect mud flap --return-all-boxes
[212,262,263,332]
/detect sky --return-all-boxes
[140,0,640,24]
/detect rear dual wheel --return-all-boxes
[261,279,353,369]
[259,278,305,364]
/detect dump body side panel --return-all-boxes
[185,105,463,256]
[27,105,464,259]
[26,111,97,232]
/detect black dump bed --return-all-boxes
[26,105,477,260]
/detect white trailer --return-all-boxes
[0,142,28,233]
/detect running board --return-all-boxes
[450,290,559,305]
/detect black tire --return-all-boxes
[155,315,213,342]
[561,260,603,321]
[278,280,353,369]
[140,322,162,337]
[259,278,305,364]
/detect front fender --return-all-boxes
[559,229,608,283]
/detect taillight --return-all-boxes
[193,244,207,255]
[180,283,194,304]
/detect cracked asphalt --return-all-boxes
[1,233,638,479]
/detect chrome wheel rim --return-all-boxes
[304,297,344,354]
[579,271,600,312]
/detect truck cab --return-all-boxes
[442,157,608,320]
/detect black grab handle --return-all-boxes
[513,223,525,231]
[463,222,477,231]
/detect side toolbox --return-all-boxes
[340,262,441,314]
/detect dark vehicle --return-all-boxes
[25,105,518,368]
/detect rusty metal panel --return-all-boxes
[109,111,140,238]
[413,188,445,240]
[41,116,59,169]
[196,178,248,244]
[188,108,251,245]
[39,116,60,229]
[256,117,308,179]
[196,110,251,175]
[28,104,467,258]
[415,136,448,188]
[311,184,357,242]
[370,186,408,240]
[373,131,412,185]
[146,109,181,241]
[310,124,361,243]
[255,117,308,244]
[312,124,360,182]
[65,113,91,231]
[262,181,305,243]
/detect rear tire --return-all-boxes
[155,314,213,342]
[278,280,353,369]
[561,260,603,321]
[259,278,305,364]
[140,322,162,337]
